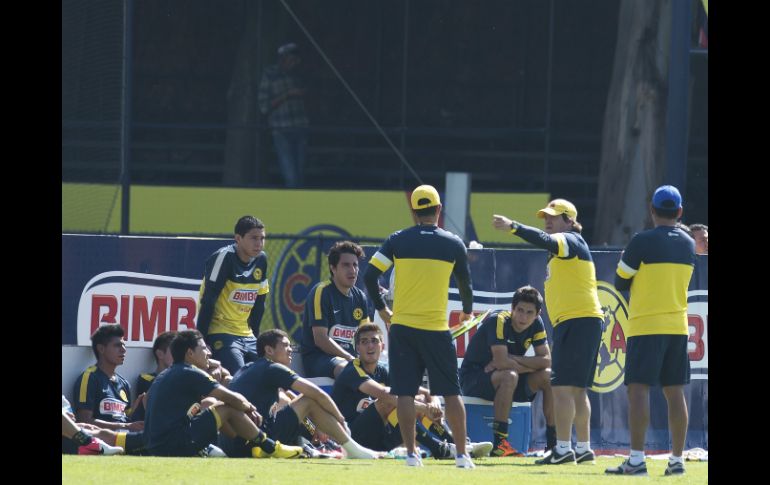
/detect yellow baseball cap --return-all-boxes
[410,185,441,209]
[536,198,578,219]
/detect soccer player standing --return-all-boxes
[605,186,695,477]
[364,184,476,468]
[197,215,269,375]
[493,199,602,465]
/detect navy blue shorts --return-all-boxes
[148,407,219,457]
[265,405,302,445]
[301,351,347,379]
[388,324,460,396]
[350,404,391,451]
[624,334,691,386]
[206,334,258,376]
[550,317,602,388]
[460,367,536,402]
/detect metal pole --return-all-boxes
[664,0,692,191]
[254,0,263,185]
[120,0,134,235]
[399,0,410,188]
[543,0,554,193]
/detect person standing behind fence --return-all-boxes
[258,42,309,188]
[605,186,695,477]
[197,215,269,375]
[493,199,602,465]
[364,184,476,469]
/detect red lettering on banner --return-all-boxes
[170,297,197,331]
[132,296,168,341]
[91,294,198,341]
[687,314,706,361]
[91,295,118,334]
[610,321,626,353]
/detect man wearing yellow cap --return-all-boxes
[364,185,476,469]
[493,199,602,465]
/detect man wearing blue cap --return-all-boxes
[605,185,695,477]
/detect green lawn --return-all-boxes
[63,455,707,484]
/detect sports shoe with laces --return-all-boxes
[455,453,475,469]
[605,458,648,476]
[252,441,304,459]
[406,452,424,467]
[468,441,494,458]
[664,461,685,476]
[535,448,576,465]
[491,438,521,457]
[575,449,596,464]
[78,437,124,456]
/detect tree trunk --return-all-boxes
[593,0,672,246]
[223,1,259,186]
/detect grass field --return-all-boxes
[63,455,707,484]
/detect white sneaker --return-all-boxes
[204,444,227,457]
[406,452,424,467]
[456,454,475,469]
[78,437,124,456]
[468,441,493,458]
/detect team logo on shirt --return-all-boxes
[253,268,263,280]
[230,289,259,304]
[99,398,127,416]
[119,389,128,401]
[590,281,630,393]
[353,308,364,321]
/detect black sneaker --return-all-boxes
[605,458,648,476]
[534,448,576,465]
[575,449,596,464]
[665,461,685,476]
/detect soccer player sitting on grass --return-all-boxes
[62,408,124,455]
[332,323,493,458]
[460,286,556,457]
[142,330,303,458]
[221,329,382,459]
[132,331,177,421]
[73,324,145,454]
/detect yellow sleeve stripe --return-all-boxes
[210,406,222,429]
[79,366,97,403]
[257,279,270,295]
[496,313,507,339]
[370,251,393,272]
[533,331,547,341]
[617,260,637,279]
[140,373,155,382]
[115,432,127,449]
[554,233,569,257]
[386,408,399,427]
[313,281,331,320]
[352,358,368,378]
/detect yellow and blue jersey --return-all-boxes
[460,310,548,371]
[365,224,473,331]
[615,225,695,336]
[300,280,370,355]
[331,359,390,423]
[130,372,157,421]
[511,224,603,326]
[197,244,270,338]
[73,366,133,423]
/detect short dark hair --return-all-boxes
[652,206,679,219]
[328,241,364,268]
[689,223,708,232]
[234,216,265,236]
[257,329,289,357]
[414,205,439,218]
[152,331,177,364]
[171,330,204,363]
[676,222,693,237]
[511,285,544,313]
[354,323,383,346]
[561,214,583,233]
[91,324,124,361]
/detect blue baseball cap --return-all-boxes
[652,185,682,210]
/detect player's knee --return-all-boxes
[497,370,518,388]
